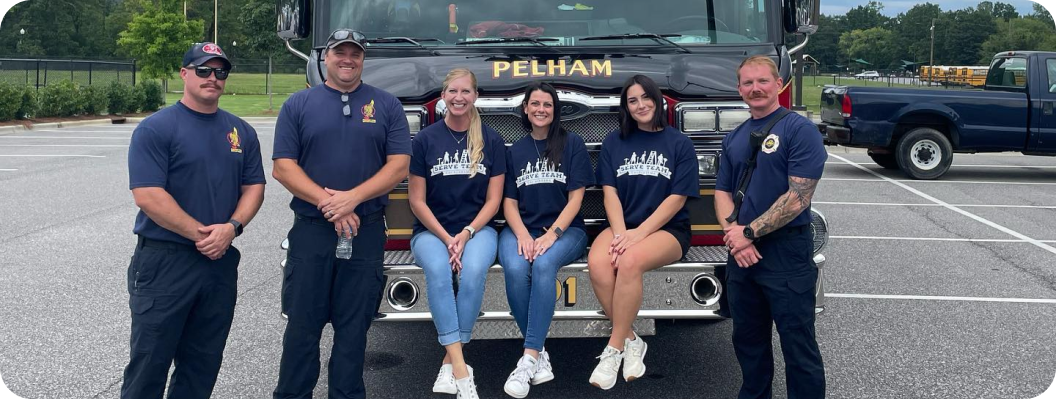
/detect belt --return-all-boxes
[137,235,197,251]
[295,209,385,226]
[763,223,810,239]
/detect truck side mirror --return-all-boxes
[277,0,311,40]
[785,0,820,35]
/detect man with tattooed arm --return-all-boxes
[714,55,827,399]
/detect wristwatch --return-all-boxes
[551,226,564,238]
[743,225,756,241]
[463,225,476,239]
[228,219,244,237]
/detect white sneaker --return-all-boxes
[588,346,623,390]
[504,355,537,398]
[623,332,648,381]
[433,364,456,394]
[434,364,473,395]
[531,350,554,385]
[455,373,479,399]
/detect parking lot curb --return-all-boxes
[0,119,117,136]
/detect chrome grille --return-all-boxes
[480,112,619,145]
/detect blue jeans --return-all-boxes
[412,226,498,346]
[498,226,587,351]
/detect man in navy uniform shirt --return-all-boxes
[715,55,827,399]
[124,42,266,399]
[272,29,411,399]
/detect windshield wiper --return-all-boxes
[456,37,560,47]
[367,37,444,54]
[580,33,690,54]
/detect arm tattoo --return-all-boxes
[751,176,819,237]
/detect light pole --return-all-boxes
[213,0,218,43]
[18,28,24,49]
[929,18,935,69]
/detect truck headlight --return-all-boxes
[810,209,829,256]
[404,106,427,135]
[718,109,751,132]
[697,154,718,177]
[681,110,716,132]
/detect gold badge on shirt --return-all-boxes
[228,127,242,153]
[361,99,377,123]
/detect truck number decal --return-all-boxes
[555,276,578,307]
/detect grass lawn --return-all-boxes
[164,93,290,117]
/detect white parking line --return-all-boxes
[824,177,1056,186]
[0,169,16,171]
[815,201,1056,210]
[828,293,1056,304]
[826,162,1056,169]
[0,136,129,139]
[0,154,105,158]
[830,154,1056,256]
[831,235,1056,243]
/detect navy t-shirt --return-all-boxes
[504,132,594,230]
[596,126,699,227]
[128,101,266,245]
[273,83,411,218]
[716,108,826,227]
[410,122,507,236]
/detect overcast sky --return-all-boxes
[820,0,1048,16]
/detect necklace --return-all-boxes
[533,138,545,162]
[446,123,467,145]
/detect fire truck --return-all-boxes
[276,0,830,339]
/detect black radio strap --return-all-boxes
[725,108,793,224]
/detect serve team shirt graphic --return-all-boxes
[505,133,594,231]
[430,149,488,176]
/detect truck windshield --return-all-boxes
[326,0,771,48]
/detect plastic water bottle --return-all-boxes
[336,231,354,259]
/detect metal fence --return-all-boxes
[0,58,136,89]
[809,67,981,90]
[220,58,308,95]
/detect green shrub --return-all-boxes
[81,85,110,116]
[0,83,20,121]
[18,86,37,119]
[136,80,164,112]
[38,80,81,117]
[127,85,145,114]
[107,81,134,115]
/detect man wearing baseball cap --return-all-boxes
[272,28,411,399]
[122,41,265,399]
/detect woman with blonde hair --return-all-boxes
[409,68,506,399]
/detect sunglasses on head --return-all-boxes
[329,29,366,43]
[192,66,230,80]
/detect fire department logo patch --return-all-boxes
[203,43,223,56]
[227,127,242,153]
[361,99,377,123]
[761,134,779,154]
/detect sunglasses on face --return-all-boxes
[193,66,230,80]
[329,29,366,43]
[341,94,351,116]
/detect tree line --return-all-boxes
[809,1,1056,72]
[0,0,308,79]
[1,0,1054,79]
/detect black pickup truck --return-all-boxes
[818,51,1056,179]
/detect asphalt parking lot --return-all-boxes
[1,121,1055,398]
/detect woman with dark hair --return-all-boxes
[586,74,699,390]
[498,82,594,398]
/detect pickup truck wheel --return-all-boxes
[895,127,953,180]
[867,151,899,169]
